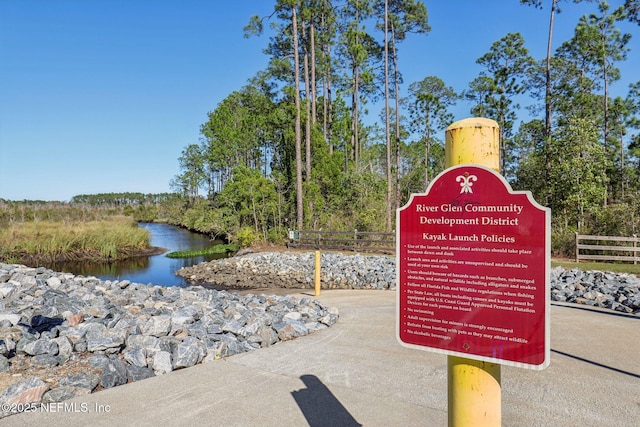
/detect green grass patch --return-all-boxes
[166,244,239,258]
[552,260,640,275]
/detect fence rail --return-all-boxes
[287,230,395,253]
[575,233,640,264]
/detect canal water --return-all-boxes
[48,223,228,286]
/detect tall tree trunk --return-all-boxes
[323,66,329,149]
[320,1,333,154]
[353,67,359,165]
[384,0,392,231]
[545,0,557,208]
[500,107,506,174]
[292,6,304,228]
[621,127,625,198]
[310,13,317,125]
[425,108,431,189]
[602,20,609,207]
[392,22,401,211]
[352,7,360,167]
[303,21,312,181]
[327,42,334,154]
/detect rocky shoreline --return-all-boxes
[178,251,396,290]
[178,251,640,315]
[0,261,338,419]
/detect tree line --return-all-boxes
[163,0,640,255]
[0,194,173,225]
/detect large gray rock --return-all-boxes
[0,355,9,372]
[31,354,60,367]
[87,329,127,353]
[173,337,202,369]
[0,338,15,357]
[152,351,173,375]
[59,373,100,392]
[0,314,20,326]
[143,315,172,337]
[51,336,74,359]
[126,365,155,382]
[123,348,147,367]
[171,306,198,325]
[0,377,49,413]
[126,334,160,352]
[42,386,90,403]
[256,325,278,347]
[274,320,308,341]
[100,358,128,389]
[21,338,58,357]
[0,283,18,298]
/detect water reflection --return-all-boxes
[48,223,228,286]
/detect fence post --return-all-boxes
[634,234,637,265]
[575,232,579,263]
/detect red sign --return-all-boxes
[396,165,550,369]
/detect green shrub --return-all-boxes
[551,229,576,258]
[236,226,257,247]
[267,228,286,245]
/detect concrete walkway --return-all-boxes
[3,290,639,427]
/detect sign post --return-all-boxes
[397,118,550,426]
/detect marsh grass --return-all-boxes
[0,216,150,263]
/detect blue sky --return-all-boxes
[1,0,637,201]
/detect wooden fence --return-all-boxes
[287,230,395,253]
[575,233,640,264]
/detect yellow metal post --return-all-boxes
[445,117,500,173]
[448,356,501,427]
[445,117,501,427]
[314,250,321,296]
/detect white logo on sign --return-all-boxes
[456,173,477,194]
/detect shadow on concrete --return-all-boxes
[291,374,362,427]
[551,301,640,319]
[552,349,640,379]
[298,291,317,297]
